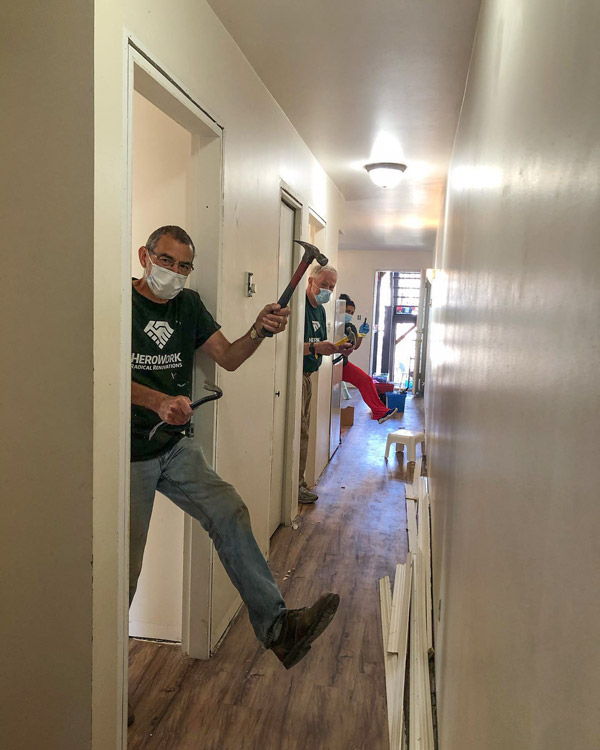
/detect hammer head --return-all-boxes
[294,240,328,267]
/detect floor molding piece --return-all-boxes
[409,551,435,750]
[407,496,418,554]
[417,475,427,505]
[388,560,412,748]
[388,563,406,654]
[418,491,433,650]
[379,575,396,747]
[405,483,417,500]
[388,560,412,655]
[414,457,423,484]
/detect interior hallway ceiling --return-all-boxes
[207,0,482,253]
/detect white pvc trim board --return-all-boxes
[405,457,422,500]
[379,576,395,747]
[388,561,412,748]
[409,551,435,750]
[418,491,433,651]
[407,496,418,554]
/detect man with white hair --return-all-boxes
[299,264,352,504]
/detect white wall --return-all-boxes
[128,92,190,641]
[337,248,433,373]
[1,2,96,749]
[427,1,600,748]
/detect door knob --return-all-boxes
[275,391,281,397]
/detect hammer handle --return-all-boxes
[261,259,311,338]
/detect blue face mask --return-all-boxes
[344,313,353,323]
[315,288,332,304]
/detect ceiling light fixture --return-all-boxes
[364,161,407,188]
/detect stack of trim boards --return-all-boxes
[379,461,435,749]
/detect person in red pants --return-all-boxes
[338,294,397,424]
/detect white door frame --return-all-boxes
[270,187,305,532]
[125,39,224,661]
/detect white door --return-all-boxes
[128,52,224,659]
[269,201,295,536]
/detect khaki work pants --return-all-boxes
[298,372,313,486]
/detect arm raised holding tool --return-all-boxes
[200,302,290,371]
[131,229,290,435]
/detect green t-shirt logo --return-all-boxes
[304,295,327,374]
[131,286,221,461]
[144,320,175,349]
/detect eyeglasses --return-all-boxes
[312,277,336,291]
[147,248,194,275]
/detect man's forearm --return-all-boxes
[201,304,289,370]
[131,381,166,415]
[218,330,262,371]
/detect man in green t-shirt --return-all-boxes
[128,226,340,724]
[299,264,352,504]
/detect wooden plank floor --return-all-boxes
[128,392,423,750]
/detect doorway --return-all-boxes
[126,43,224,664]
[128,91,190,642]
[371,270,422,389]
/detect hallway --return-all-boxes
[128,392,424,749]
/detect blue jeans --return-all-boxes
[129,438,286,646]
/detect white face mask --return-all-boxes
[145,254,187,300]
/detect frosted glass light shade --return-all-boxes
[364,162,407,188]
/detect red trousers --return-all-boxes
[342,360,388,420]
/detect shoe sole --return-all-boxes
[298,490,318,504]
[281,593,340,669]
[378,408,398,424]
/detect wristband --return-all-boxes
[309,343,316,356]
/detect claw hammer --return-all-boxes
[261,240,328,337]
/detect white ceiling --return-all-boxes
[207,0,482,253]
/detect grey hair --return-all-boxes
[146,225,196,258]
[309,263,337,280]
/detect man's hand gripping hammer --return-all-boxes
[261,240,328,338]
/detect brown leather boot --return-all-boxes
[270,593,340,669]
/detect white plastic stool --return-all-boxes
[384,429,425,462]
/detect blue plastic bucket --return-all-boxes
[386,391,407,413]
